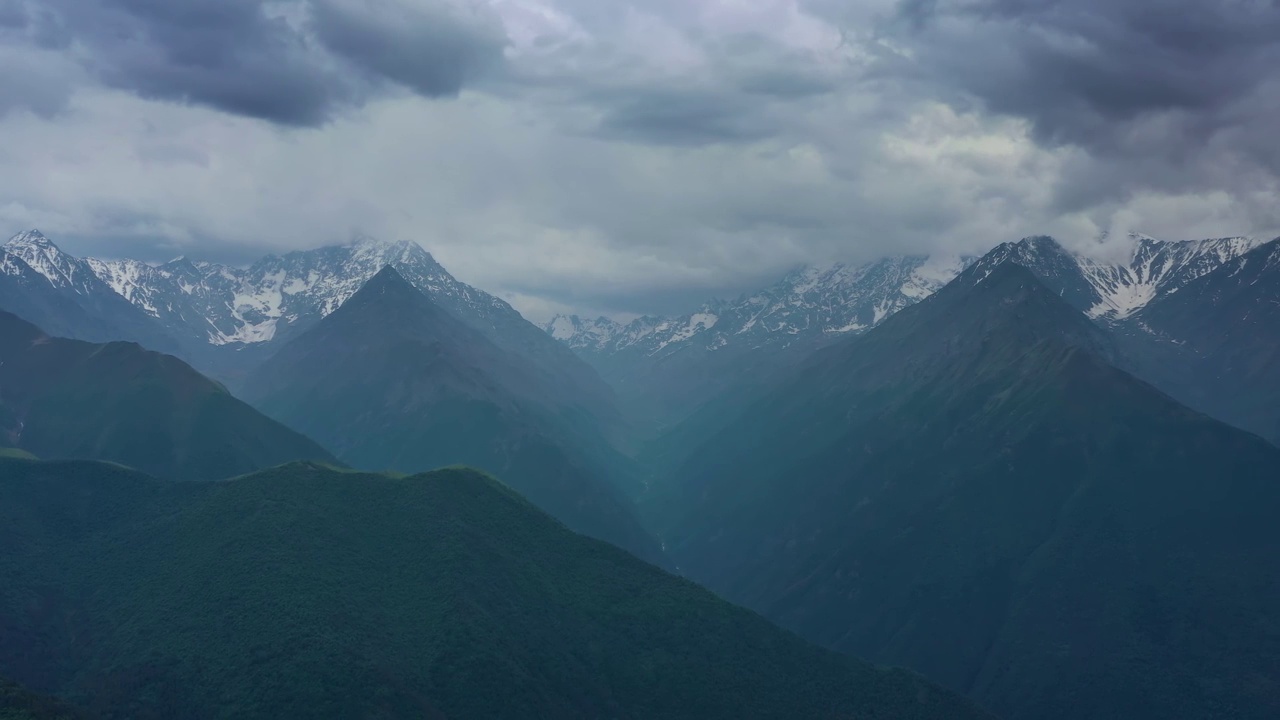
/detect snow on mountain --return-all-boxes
[546,254,976,361]
[547,314,625,349]
[1,230,183,352]
[1079,235,1263,320]
[59,235,517,350]
[4,230,107,298]
[546,232,1263,369]
[972,233,1264,321]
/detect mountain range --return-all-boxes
[2,222,1278,719]
[546,232,1276,438]
[1,231,616,427]
[545,254,976,428]
[0,455,989,720]
[646,260,1280,720]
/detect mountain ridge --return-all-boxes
[0,310,336,480]
[648,258,1280,720]
[1,230,618,424]
[242,266,661,562]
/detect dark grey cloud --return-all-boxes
[865,0,1280,221]
[881,0,1280,152]
[311,0,505,98]
[27,0,505,125]
[0,3,77,118]
[593,87,778,146]
[0,0,26,28]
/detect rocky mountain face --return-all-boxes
[1,231,179,353]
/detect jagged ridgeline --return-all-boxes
[0,456,990,720]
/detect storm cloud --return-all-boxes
[0,0,1277,319]
[872,0,1280,214]
[15,0,507,125]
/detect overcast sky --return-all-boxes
[2,0,1278,320]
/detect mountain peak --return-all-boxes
[330,264,452,327]
[348,235,440,268]
[361,263,418,294]
[856,255,1116,371]
[5,229,57,251]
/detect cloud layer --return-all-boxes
[1,0,1277,320]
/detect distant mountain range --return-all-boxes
[1,230,616,425]
[544,255,977,429]
[547,254,977,356]
[544,233,1270,430]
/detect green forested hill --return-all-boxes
[0,311,336,480]
[0,456,989,720]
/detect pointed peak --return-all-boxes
[1013,235,1067,253]
[5,229,57,250]
[348,235,440,267]
[366,263,414,288]
[973,256,1049,289]
[331,265,439,319]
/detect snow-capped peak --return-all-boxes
[3,229,102,293]
[5,229,55,249]
[970,233,1264,321]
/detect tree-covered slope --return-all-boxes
[0,312,335,480]
[651,263,1280,720]
[242,266,661,562]
[0,456,990,720]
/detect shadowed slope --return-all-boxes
[652,262,1280,720]
[0,312,335,480]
